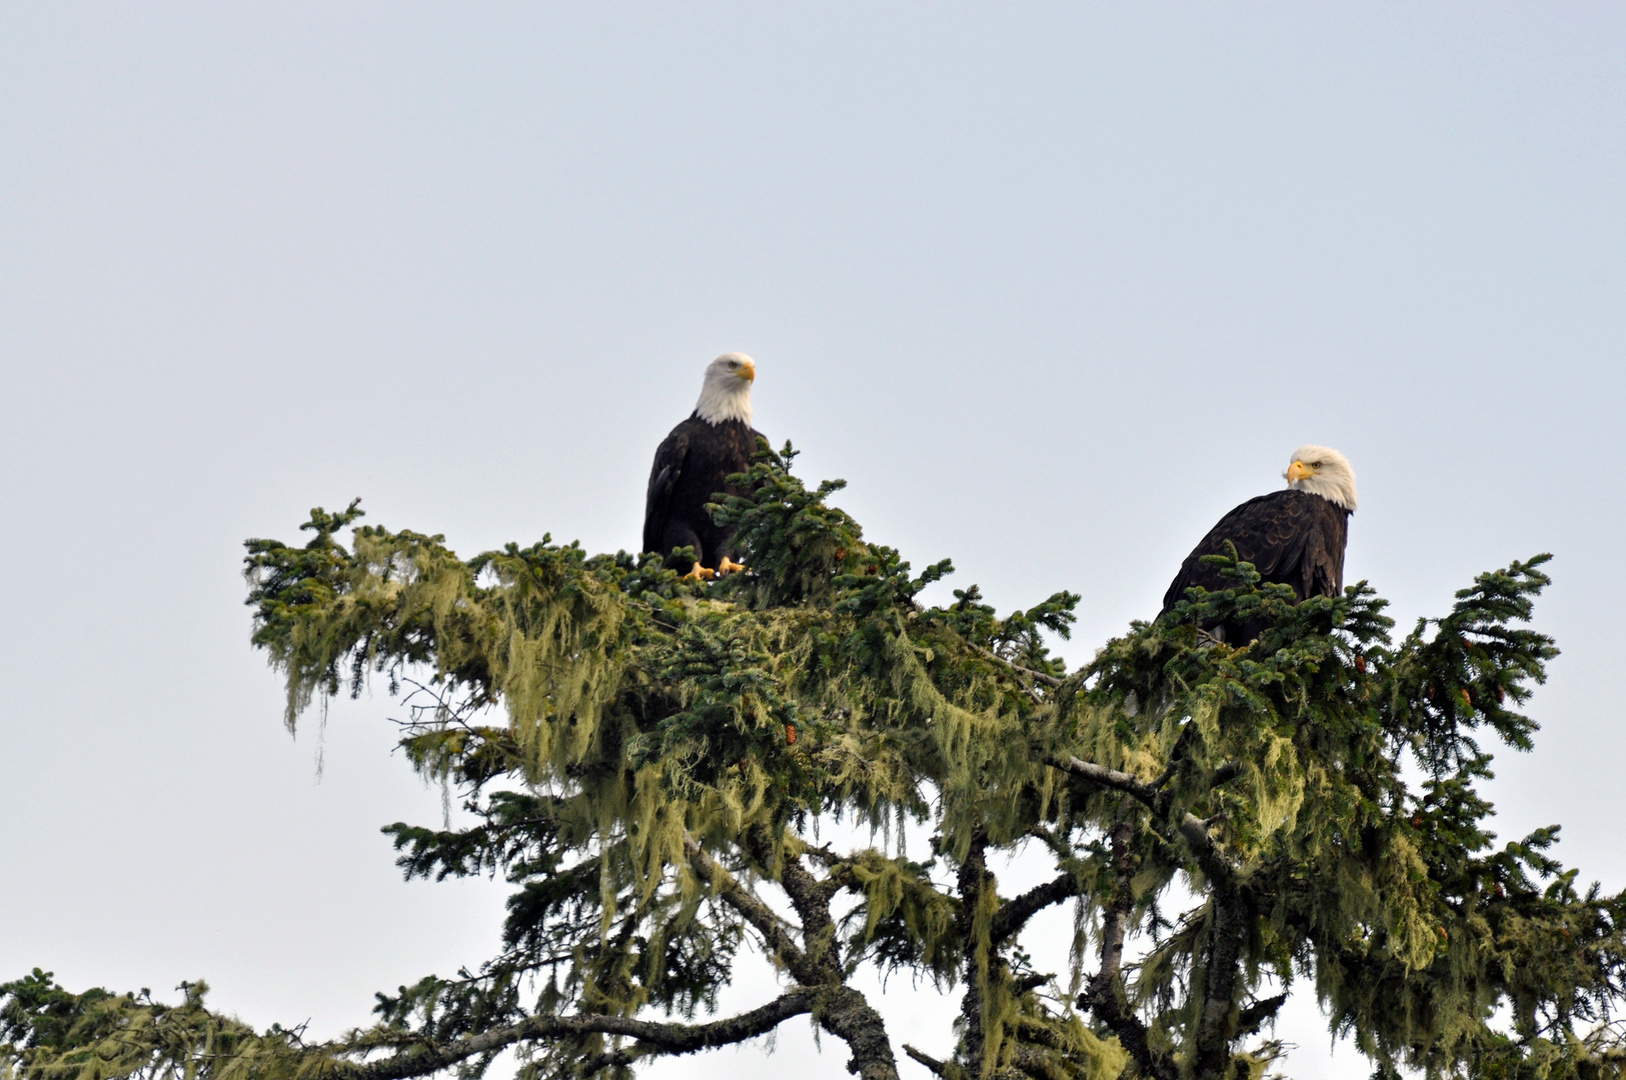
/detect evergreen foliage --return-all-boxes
[6,445,1624,1080]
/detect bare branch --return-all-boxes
[1012,973,1048,994]
[956,833,1001,1076]
[1149,722,1199,791]
[1177,813,1231,876]
[816,985,903,1080]
[1193,884,1247,1080]
[689,830,900,1080]
[571,1048,638,1075]
[1097,821,1134,985]
[742,823,853,981]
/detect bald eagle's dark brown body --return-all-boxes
[1160,489,1350,643]
[642,414,764,572]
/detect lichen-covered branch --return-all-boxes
[686,830,900,1080]
[684,833,815,983]
[990,871,1083,947]
[901,1043,948,1076]
[342,992,815,1079]
[1077,820,1176,1080]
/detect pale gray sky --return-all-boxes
[3,6,1623,1078]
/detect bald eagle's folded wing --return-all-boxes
[642,427,689,555]
[1160,491,1329,615]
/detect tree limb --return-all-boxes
[338,990,814,1079]
[1235,992,1287,1040]
[1047,755,1160,807]
[1097,822,1133,986]
[816,985,903,1080]
[1076,819,1177,1080]
[571,1048,638,1075]
[749,824,845,982]
[1047,756,1232,881]
[1149,722,1199,791]
[693,829,900,1080]
[1012,973,1048,994]
[971,643,1064,688]
[902,1043,949,1076]
[991,871,1083,946]
[1192,881,1247,1080]
[684,833,818,983]
[958,832,994,1075]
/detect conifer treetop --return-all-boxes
[3,444,1622,1080]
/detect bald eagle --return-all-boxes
[643,353,765,579]
[1160,446,1356,642]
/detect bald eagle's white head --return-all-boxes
[694,353,756,425]
[1284,445,1356,511]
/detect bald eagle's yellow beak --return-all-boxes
[738,361,756,382]
[1286,460,1314,483]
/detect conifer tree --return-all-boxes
[5,446,1624,1080]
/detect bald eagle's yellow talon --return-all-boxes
[682,564,715,582]
[718,556,747,576]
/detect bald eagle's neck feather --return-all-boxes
[694,377,752,426]
[1289,474,1356,512]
